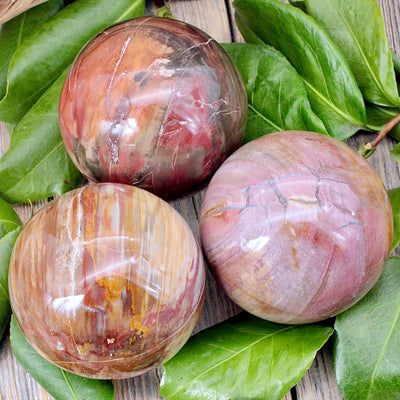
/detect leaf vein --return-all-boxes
[4,140,65,194]
[303,79,363,127]
[365,303,400,399]
[248,103,282,131]
[0,219,19,229]
[61,369,79,400]
[327,0,391,104]
[17,14,26,48]
[166,325,293,398]
[115,0,143,23]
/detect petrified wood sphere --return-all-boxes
[59,16,247,198]
[9,183,205,379]
[200,131,393,324]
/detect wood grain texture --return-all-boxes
[0,0,47,24]
[296,341,342,400]
[170,0,232,43]
[0,0,400,399]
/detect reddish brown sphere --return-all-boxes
[9,183,205,379]
[200,131,393,324]
[59,17,247,198]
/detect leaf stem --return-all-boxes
[152,0,174,18]
[359,113,400,158]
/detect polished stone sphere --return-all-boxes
[59,17,247,198]
[200,131,393,324]
[9,183,205,379]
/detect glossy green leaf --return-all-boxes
[0,198,21,340]
[391,143,400,176]
[305,0,400,108]
[10,316,114,400]
[0,0,146,123]
[233,0,367,140]
[366,104,400,141]
[390,139,400,166]
[0,228,20,340]
[392,49,400,77]
[0,0,63,101]
[391,142,400,164]
[0,196,21,238]
[366,104,397,131]
[289,0,306,12]
[334,257,400,400]
[389,188,400,251]
[222,42,328,142]
[160,312,333,400]
[0,70,84,203]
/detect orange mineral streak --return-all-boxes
[97,276,126,302]
[76,342,97,357]
[129,315,151,339]
[201,203,227,219]
[9,183,206,379]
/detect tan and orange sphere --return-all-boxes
[59,16,247,198]
[9,183,206,379]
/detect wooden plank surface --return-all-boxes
[0,0,400,399]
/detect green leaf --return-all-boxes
[10,316,115,400]
[389,188,400,252]
[334,257,400,400]
[154,2,174,19]
[0,229,21,340]
[366,104,397,131]
[0,0,63,101]
[0,70,84,203]
[222,42,328,142]
[233,0,367,141]
[0,0,146,123]
[366,104,400,140]
[391,144,400,167]
[391,142,400,163]
[0,198,21,339]
[289,0,306,13]
[305,0,400,108]
[160,312,333,400]
[392,49,400,77]
[0,196,21,238]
